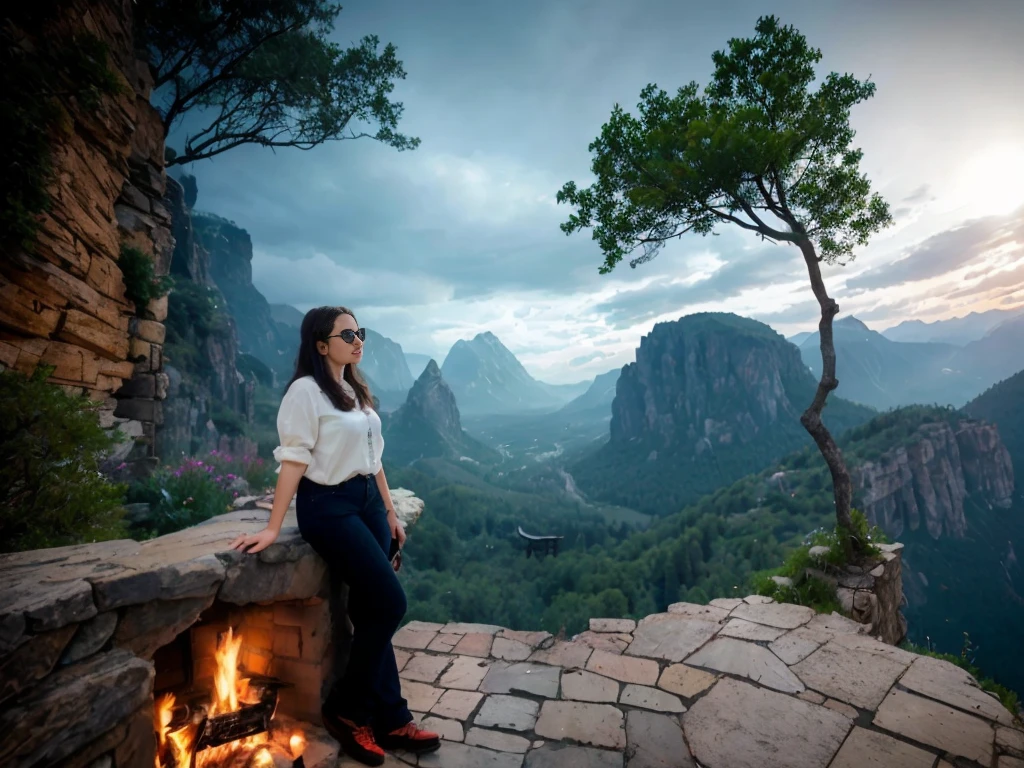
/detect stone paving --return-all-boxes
[334,597,1024,768]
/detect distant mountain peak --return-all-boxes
[836,315,871,331]
[421,358,442,378]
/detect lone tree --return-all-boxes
[557,16,892,552]
[138,0,419,166]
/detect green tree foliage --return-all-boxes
[138,0,420,165]
[0,367,127,553]
[556,16,892,547]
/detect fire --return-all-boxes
[153,628,292,768]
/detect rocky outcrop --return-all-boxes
[611,313,874,453]
[0,0,171,474]
[403,359,462,440]
[853,420,1015,539]
[156,178,256,459]
[361,328,415,393]
[197,213,291,379]
[383,361,497,465]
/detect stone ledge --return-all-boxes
[0,489,425,653]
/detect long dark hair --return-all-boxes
[286,305,374,411]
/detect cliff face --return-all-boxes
[853,420,1015,539]
[361,329,414,393]
[0,0,171,473]
[157,178,255,460]
[612,313,832,450]
[197,213,291,379]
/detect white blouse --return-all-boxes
[273,375,384,485]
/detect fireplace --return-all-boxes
[150,597,340,768]
[0,493,423,768]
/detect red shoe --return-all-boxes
[374,721,441,754]
[321,711,385,766]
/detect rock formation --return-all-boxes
[383,361,497,465]
[0,0,172,474]
[853,419,1015,539]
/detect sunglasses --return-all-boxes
[325,328,366,344]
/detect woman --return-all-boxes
[230,306,439,766]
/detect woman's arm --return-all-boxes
[375,467,406,546]
[230,460,307,553]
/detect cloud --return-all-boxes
[902,184,933,205]
[593,241,806,329]
[846,207,1024,292]
[569,350,612,366]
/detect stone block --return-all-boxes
[112,396,162,423]
[0,624,78,707]
[626,615,720,662]
[400,653,451,684]
[60,612,118,665]
[589,618,636,633]
[491,637,533,661]
[418,742,522,768]
[873,688,994,765]
[114,373,156,399]
[438,655,490,690]
[899,653,1016,726]
[273,626,302,659]
[683,677,852,768]
[561,669,619,703]
[454,632,493,658]
[146,294,168,322]
[620,684,685,713]
[791,640,909,710]
[88,553,224,610]
[133,318,166,344]
[572,630,632,654]
[524,744,622,768]
[420,715,465,743]
[657,664,718,699]
[535,701,625,749]
[474,694,539,732]
[465,727,530,753]
[431,689,484,721]
[400,680,444,712]
[218,549,327,605]
[528,640,593,668]
[55,309,128,361]
[586,649,659,685]
[0,650,153,768]
[686,637,805,694]
[112,594,214,659]
[480,662,560,698]
[626,709,694,768]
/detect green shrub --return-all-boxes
[0,367,127,552]
[119,244,173,310]
[750,508,886,613]
[125,449,277,537]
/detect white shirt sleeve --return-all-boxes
[273,380,320,466]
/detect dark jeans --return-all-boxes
[295,474,411,731]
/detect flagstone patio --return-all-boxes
[340,597,1023,768]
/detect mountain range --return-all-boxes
[799,314,1024,409]
[881,306,1024,345]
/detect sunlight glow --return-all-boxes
[951,143,1024,217]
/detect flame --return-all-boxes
[154,693,193,768]
[289,733,306,758]
[153,628,269,768]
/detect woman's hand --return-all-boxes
[230,527,279,554]
[388,509,406,547]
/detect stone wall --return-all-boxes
[0,491,424,767]
[804,542,907,646]
[0,0,171,474]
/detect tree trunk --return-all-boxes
[796,239,858,548]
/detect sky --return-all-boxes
[170,0,1024,384]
